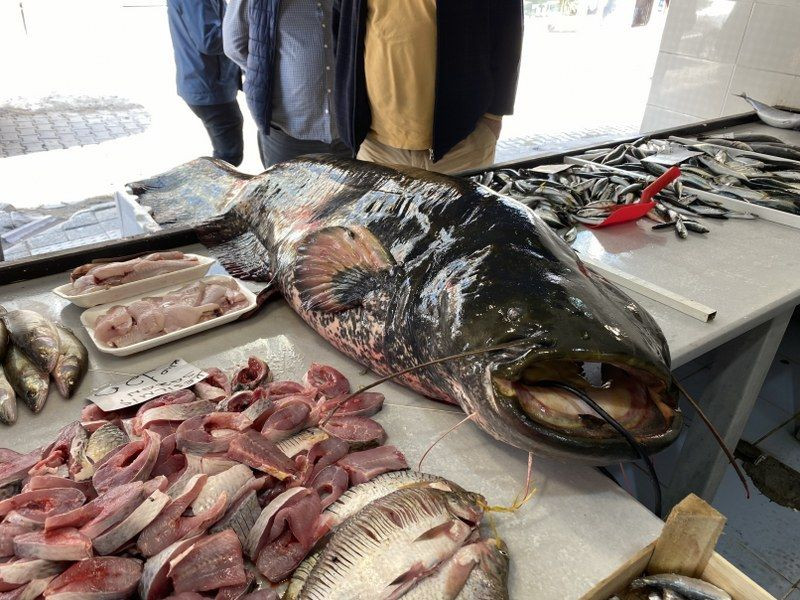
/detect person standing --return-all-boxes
[333,0,524,174]
[167,0,244,166]
[223,0,348,167]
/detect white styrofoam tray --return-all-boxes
[80,276,257,357]
[53,253,215,308]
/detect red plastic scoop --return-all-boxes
[588,166,681,228]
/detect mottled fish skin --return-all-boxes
[3,345,49,414]
[79,423,129,479]
[0,309,60,374]
[129,157,683,463]
[52,326,88,399]
[0,363,17,425]
[631,574,731,600]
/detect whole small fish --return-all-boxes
[403,537,510,599]
[52,325,88,399]
[631,573,731,600]
[3,345,49,414]
[298,486,484,599]
[0,309,61,374]
[0,364,16,425]
[736,93,800,129]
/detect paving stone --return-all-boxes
[38,131,58,139]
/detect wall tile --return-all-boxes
[646,53,734,118]
[721,65,797,114]
[660,0,753,63]
[640,105,698,132]
[738,2,800,74]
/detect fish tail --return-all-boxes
[126,157,252,228]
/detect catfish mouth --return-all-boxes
[491,353,681,455]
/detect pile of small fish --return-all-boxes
[611,573,731,600]
[93,276,249,348]
[472,161,752,243]
[580,135,800,215]
[69,252,201,294]
[0,307,87,426]
[0,356,508,599]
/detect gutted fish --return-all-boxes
[130,157,683,463]
[51,326,88,399]
[297,486,484,599]
[0,310,60,374]
[403,537,510,599]
[3,346,49,414]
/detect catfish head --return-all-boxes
[415,198,682,464]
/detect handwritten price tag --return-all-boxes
[88,359,208,412]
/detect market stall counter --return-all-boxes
[1,246,664,599]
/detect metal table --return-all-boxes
[571,121,800,510]
[0,254,663,600]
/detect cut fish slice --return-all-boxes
[0,488,86,524]
[168,530,247,593]
[93,489,170,555]
[45,481,145,537]
[43,556,142,599]
[190,464,252,514]
[13,528,92,561]
[322,416,386,449]
[337,445,408,485]
[92,430,160,494]
[0,559,67,587]
[226,431,297,480]
[139,536,200,600]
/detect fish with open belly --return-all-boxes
[128,156,683,464]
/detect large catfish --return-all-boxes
[129,156,682,464]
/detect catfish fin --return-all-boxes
[127,157,251,227]
[294,225,395,313]
[196,214,272,282]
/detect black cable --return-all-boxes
[535,380,663,518]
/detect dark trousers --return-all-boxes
[188,101,245,167]
[258,126,350,168]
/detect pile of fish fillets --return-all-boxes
[69,252,201,294]
[0,308,88,426]
[0,356,508,599]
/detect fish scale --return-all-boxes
[299,487,483,600]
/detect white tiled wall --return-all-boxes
[640,0,800,132]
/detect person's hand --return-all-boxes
[482,115,503,139]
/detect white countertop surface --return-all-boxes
[0,254,662,599]
[572,122,800,368]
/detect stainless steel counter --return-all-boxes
[0,251,662,599]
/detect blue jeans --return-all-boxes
[188,101,245,167]
[258,126,350,168]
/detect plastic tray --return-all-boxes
[53,253,215,308]
[80,276,257,357]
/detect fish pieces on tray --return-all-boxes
[0,307,88,426]
[89,276,251,349]
[69,251,202,294]
[0,357,510,599]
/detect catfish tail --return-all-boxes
[126,157,252,227]
[127,157,272,282]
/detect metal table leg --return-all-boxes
[664,309,793,512]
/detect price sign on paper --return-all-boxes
[88,359,207,412]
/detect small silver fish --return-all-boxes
[0,363,17,425]
[0,309,61,373]
[631,573,731,600]
[4,345,49,414]
[52,326,88,399]
[735,93,800,129]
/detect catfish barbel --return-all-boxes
[129,156,683,464]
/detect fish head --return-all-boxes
[434,207,682,464]
[444,490,486,527]
[476,538,510,584]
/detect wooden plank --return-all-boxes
[647,494,726,577]
[579,543,655,600]
[702,552,777,600]
[581,257,717,323]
